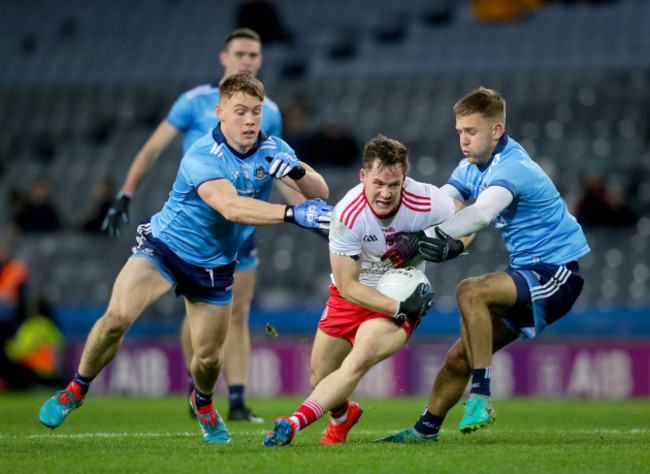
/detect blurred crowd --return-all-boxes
[7,176,114,239]
[0,237,64,391]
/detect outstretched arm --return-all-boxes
[415,186,513,263]
[198,179,285,225]
[198,178,332,229]
[427,185,513,239]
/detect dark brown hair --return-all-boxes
[362,135,409,174]
[225,28,261,50]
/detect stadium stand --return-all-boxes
[0,0,649,337]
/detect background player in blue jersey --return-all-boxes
[39,73,332,444]
[102,28,290,423]
[378,87,590,443]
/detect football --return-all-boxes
[376,266,431,302]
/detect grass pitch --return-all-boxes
[1,393,648,473]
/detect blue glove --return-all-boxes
[101,191,131,238]
[284,198,333,230]
[266,153,306,180]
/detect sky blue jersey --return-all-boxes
[448,135,590,268]
[150,125,294,268]
[166,83,283,154]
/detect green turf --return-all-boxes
[1,393,648,473]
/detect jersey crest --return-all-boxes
[254,165,267,181]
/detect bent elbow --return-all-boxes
[477,216,492,229]
[320,187,330,200]
[337,283,353,301]
[306,184,329,201]
[219,205,243,223]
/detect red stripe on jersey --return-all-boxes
[347,197,366,228]
[402,188,430,204]
[401,189,431,212]
[340,191,366,228]
[402,200,431,212]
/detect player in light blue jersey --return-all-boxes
[39,73,332,444]
[378,87,590,443]
[101,29,291,423]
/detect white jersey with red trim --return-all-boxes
[329,177,456,287]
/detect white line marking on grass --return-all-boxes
[4,427,648,440]
[10,432,198,440]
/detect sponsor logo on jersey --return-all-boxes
[362,234,378,242]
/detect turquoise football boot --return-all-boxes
[39,390,84,429]
[190,393,231,444]
[458,397,497,433]
[373,427,438,443]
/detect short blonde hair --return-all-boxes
[219,73,264,102]
[454,87,506,127]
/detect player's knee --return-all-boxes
[309,370,323,390]
[342,350,375,378]
[456,278,479,300]
[194,348,223,372]
[456,278,485,313]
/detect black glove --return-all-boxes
[381,231,425,268]
[419,227,465,263]
[394,282,434,322]
[101,191,131,238]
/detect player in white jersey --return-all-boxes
[101,28,294,423]
[263,135,472,447]
[39,74,332,444]
[378,88,590,443]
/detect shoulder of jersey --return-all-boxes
[500,138,528,160]
[185,83,219,100]
[258,134,282,154]
[335,184,366,230]
[401,178,432,212]
[186,133,223,159]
